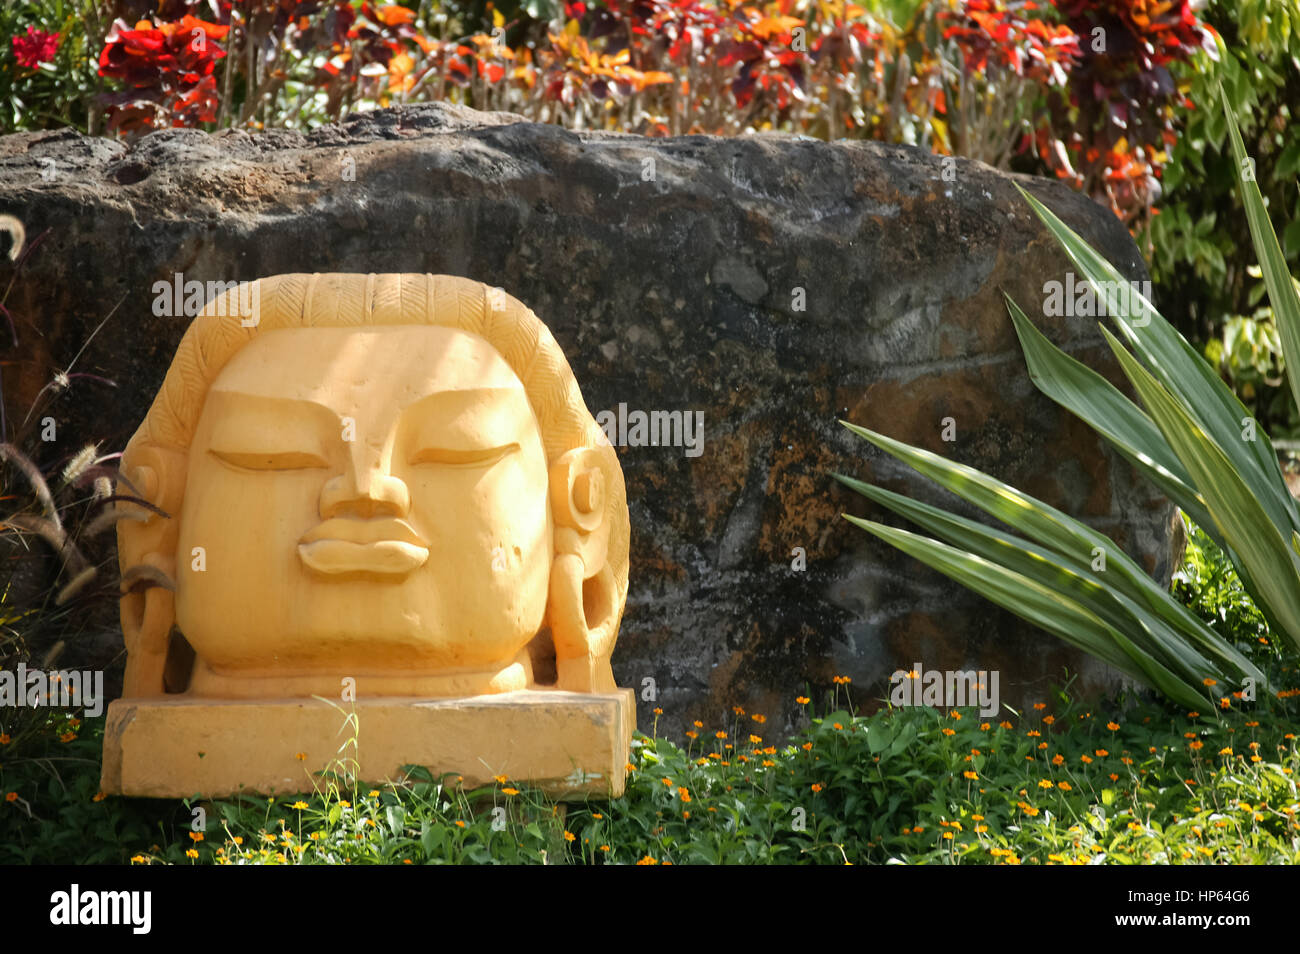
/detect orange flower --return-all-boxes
[796,696,810,705]
[811,783,823,793]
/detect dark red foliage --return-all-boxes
[97,15,229,132]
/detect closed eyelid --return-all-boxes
[210,449,330,471]
[203,393,335,471]
[408,443,519,467]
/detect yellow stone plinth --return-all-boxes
[100,689,636,799]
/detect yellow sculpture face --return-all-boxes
[106,275,634,800]
[116,273,628,707]
[175,325,553,696]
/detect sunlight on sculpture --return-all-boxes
[101,274,635,798]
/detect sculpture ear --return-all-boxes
[548,446,611,572]
[548,446,619,692]
[117,443,184,698]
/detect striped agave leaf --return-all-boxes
[996,88,1300,656]
[835,90,1296,705]
[837,424,1265,707]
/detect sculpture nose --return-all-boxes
[319,443,409,519]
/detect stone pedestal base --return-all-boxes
[100,689,636,799]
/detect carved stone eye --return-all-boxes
[210,449,329,471]
[408,444,518,467]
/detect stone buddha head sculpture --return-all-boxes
[116,273,629,701]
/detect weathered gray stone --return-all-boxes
[0,102,1175,734]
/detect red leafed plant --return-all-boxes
[97,14,230,133]
[1041,0,1218,226]
[83,0,1213,227]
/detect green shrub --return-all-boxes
[6,674,1298,864]
[837,85,1300,708]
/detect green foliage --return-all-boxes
[1144,0,1300,432]
[1172,512,1272,651]
[4,677,1299,864]
[1204,279,1300,439]
[836,422,1264,710]
[0,0,107,134]
[0,713,164,865]
[837,90,1300,709]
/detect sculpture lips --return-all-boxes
[298,518,429,576]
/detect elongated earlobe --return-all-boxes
[117,444,184,697]
[548,445,619,691]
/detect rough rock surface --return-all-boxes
[0,103,1175,733]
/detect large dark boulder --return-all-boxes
[0,103,1175,734]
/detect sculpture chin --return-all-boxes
[297,539,429,576]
